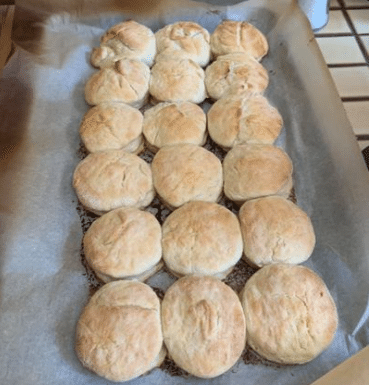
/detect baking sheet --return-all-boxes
[1,0,369,384]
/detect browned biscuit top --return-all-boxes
[162,201,243,277]
[80,102,143,153]
[91,20,156,68]
[151,144,223,209]
[73,149,154,214]
[205,53,268,100]
[155,21,210,67]
[83,207,162,280]
[85,59,150,108]
[210,20,268,60]
[223,144,293,204]
[240,264,338,364]
[207,94,283,149]
[239,196,316,267]
[75,281,163,382]
[143,101,206,151]
[149,57,206,104]
[161,275,246,378]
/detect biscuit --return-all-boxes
[151,144,223,209]
[161,275,246,378]
[205,53,268,100]
[210,20,268,60]
[207,94,283,149]
[83,207,162,282]
[90,20,156,68]
[240,264,338,364]
[142,101,206,152]
[162,201,243,278]
[149,57,206,104]
[80,102,144,154]
[239,196,316,267]
[73,149,154,215]
[75,280,166,382]
[155,21,210,67]
[85,59,150,108]
[223,144,293,204]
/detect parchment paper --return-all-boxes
[1,0,369,384]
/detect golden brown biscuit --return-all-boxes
[210,20,268,60]
[80,102,144,154]
[162,201,243,278]
[151,144,223,209]
[85,59,150,108]
[161,275,246,378]
[75,280,165,382]
[240,264,338,364]
[207,94,283,149]
[90,20,156,68]
[155,21,210,67]
[73,149,154,215]
[223,144,293,204]
[204,53,268,100]
[239,196,316,267]
[149,57,206,104]
[142,101,206,152]
[83,207,162,282]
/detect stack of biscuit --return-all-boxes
[72,19,338,382]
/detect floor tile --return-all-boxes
[317,10,351,34]
[343,0,369,7]
[330,0,341,7]
[316,36,365,64]
[347,9,369,33]
[360,35,369,55]
[330,66,369,97]
[343,101,369,135]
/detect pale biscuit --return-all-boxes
[239,196,316,267]
[90,20,156,68]
[142,101,206,152]
[162,201,243,278]
[161,275,246,378]
[80,102,144,154]
[149,57,206,104]
[207,94,283,149]
[240,264,338,364]
[75,280,165,382]
[210,20,268,60]
[223,144,293,204]
[73,149,154,215]
[155,21,211,67]
[151,144,223,209]
[85,59,150,108]
[83,207,162,282]
[205,53,268,100]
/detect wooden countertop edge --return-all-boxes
[311,345,369,385]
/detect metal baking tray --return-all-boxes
[1,0,369,384]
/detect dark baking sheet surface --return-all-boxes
[1,0,369,384]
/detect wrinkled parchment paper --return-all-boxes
[1,0,369,384]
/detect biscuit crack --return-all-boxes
[269,236,286,262]
[188,230,199,274]
[105,124,122,143]
[95,159,124,183]
[127,81,140,98]
[294,294,313,345]
[121,172,127,187]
